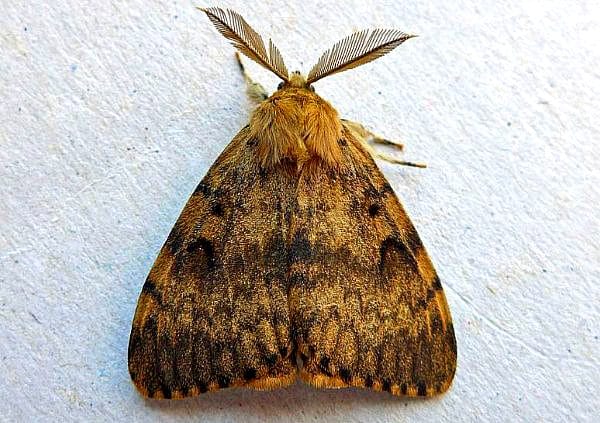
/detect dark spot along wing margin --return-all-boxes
[128,126,297,399]
[290,127,457,396]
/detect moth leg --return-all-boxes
[372,153,427,168]
[342,119,404,150]
[342,119,426,168]
[235,52,269,104]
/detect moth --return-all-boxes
[128,7,457,399]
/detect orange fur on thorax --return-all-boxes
[248,88,342,170]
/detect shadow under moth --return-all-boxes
[128,7,457,399]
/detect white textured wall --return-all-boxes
[1,1,598,422]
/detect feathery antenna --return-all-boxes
[307,29,416,84]
[200,7,289,82]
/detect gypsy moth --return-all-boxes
[128,7,456,399]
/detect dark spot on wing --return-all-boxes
[193,181,212,197]
[265,353,278,367]
[290,230,312,263]
[217,375,230,388]
[319,356,332,376]
[426,288,435,300]
[211,202,224,216]
[447,323,457,355]
[258,166,269,179]
[339,367,352,383]
[186,237,215,268]
[279,345,289,358]
[381,182,394,195]
[141,278,162,305]
[432,275,443,290]
[161,384,172,399]
[417,381,427,396]
[243,368,257,381]
[368,203,381,217]
[400,382,408,395]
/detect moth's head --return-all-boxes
[277,71,315,92]
[201,7,416,93]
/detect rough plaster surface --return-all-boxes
[1,0,598,422]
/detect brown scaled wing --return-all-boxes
[293,126,456,396]
[128,126,297,399]
[128,125,456,399]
